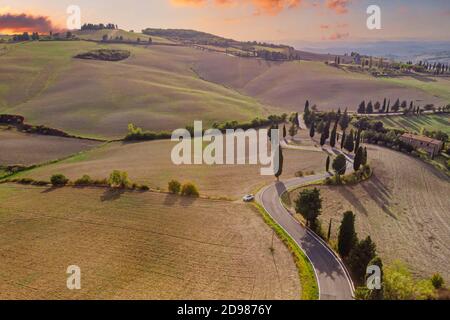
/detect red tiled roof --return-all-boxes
[401,133,442,145]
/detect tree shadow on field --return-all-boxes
[410,74,437,83]
[179,196,197,207]
[100,188,125,202]
[335,186,368,216]
[361,176,397,219]
[163,193,179,206]
[275,181,287,197]
[41,186,60,193]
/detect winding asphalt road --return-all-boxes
[256,137,355,299]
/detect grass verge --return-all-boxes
[252,202,319,300]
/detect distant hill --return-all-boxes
[142,28,352,62]
[73,29,175,45]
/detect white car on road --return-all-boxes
[242,194,255,202]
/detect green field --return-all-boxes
[73,29,176,44]
[380,76,450,102]
[0,41,270,139]
[378,114,450,135]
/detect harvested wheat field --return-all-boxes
[0,184,300,299]
[17,139,327,199]
[0,127,101,166]
[194,57,447,111]
[0,42,269,139]
[285,145,450,282]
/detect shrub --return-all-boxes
[168,180,181,194]
[74,175,93,186]
[181,182,199,197]
[384,261,436,300]
[108,170,130,188]
[138,185,149,191]
[431,273,444,289]
[50,174,69,186]
[295,171,304,177]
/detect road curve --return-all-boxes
[256,172,355,300]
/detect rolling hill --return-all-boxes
[0,40,271,139]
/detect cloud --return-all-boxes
[0,13,55,33]
[325,0,351,14]
[328,31,349,40]
[171,0,303,15]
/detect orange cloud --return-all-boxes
[171,0,303,15]
[325,0,351,14]
[0,13,56,34]
[171,0,206,6]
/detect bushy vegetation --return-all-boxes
[50,174,69,187]
[212,114,288,132]
[383,261,437,300]
[124,124,172,141]
[108,170,130,189]
[180,182,200,197]
[325,164,372,186]
[74,175,93,186]
[75,49,131,62]
[168,180,181,194]
[294,188,322,232]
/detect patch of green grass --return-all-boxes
[379,77,450,101]
[379,114,450,135]
[252,202,319,300]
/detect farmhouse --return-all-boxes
[399,133,443,157]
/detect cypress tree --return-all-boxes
[283,124,287,139]
[355,129,361,152]
[366,101,373,114]
[320,131,327,146]
[358,101,366,114]
[354,146,363,171]
[304,100,311,126]
[348,236,377,283]
[326,155,330,172]
[344,129,355,152]
[341,132,346,149]
[309,120,315,138]
[275,145,283,181]
[362,147,368,165]
[338,211,357,257]
[330,121,338,148]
